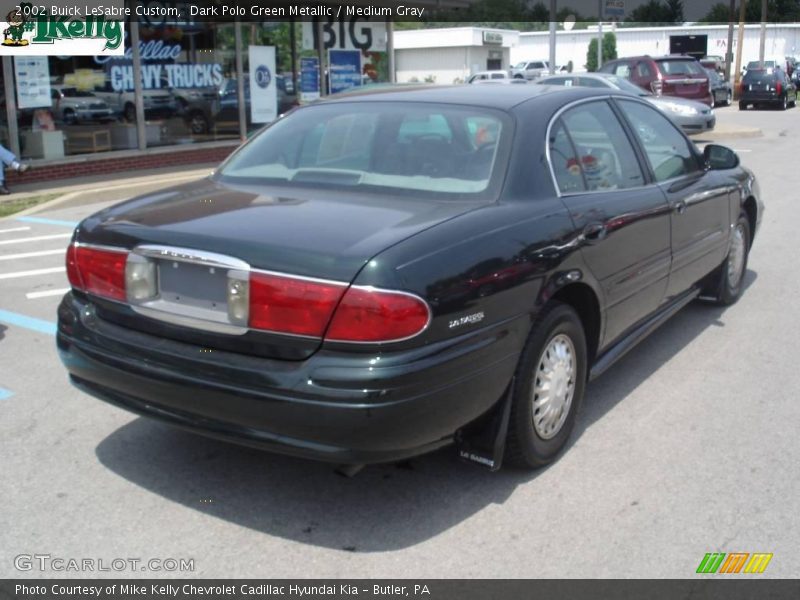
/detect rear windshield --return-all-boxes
[656,59,705,76]
[217,102,511,200]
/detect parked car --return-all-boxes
[57,85,762,472]
[50,86,115,124]
[468,70,512,83]
[599,55,713,106]
[739,67,797,110]
[700,55,726,74]
[536,73,715,134]
[705,69,733,107]
[91,82,178,121]
[510,60,551,80]
[215,75,298,131]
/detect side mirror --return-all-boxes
[704,144,739,170]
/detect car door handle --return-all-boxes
[672,200,687,215]
[581,223,607,244]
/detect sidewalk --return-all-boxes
[0,163,217,217]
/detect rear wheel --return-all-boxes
[739,101,747,110]
[726,90,732,106]
[505,303,587,469]
[709,214,751,305]
[780,95,788,110]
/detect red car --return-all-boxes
[599,55,713,106]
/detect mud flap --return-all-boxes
[455,377,514,472]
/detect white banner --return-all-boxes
[302,19,387,52]
[14,56,51,109]
[248,45,277,124]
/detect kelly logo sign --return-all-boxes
[0,2,124,55]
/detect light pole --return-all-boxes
[597,0,603,70]
[549,0,557,75]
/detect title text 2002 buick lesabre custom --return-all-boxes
[57,85,762,471]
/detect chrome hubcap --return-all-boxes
[727,224,746,288]
[532,333,576,440]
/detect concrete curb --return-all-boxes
[0,169,212,221]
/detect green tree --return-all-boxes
[586,32,618,72]
[623,0,683,25]
[698,2,736,23]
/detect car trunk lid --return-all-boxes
[75,177,482,359]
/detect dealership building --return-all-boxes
[1,0,469,185]
[3,10,798,185]
[512,23,800,72]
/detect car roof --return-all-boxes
[320,83,603,111]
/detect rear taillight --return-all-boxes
[777,81,782,95]
[248,275,430,343]
[248,272,345,337]
[326,286,431,343]
[66,244,127,301]
[651,75,663,96]
[67,243,431,343]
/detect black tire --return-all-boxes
[505,302,587,469]
[710,213,751,306]
[780,95,788,110]
[726,91,732,106]
[739,101,747,110]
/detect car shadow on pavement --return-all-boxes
[94,270,757,552]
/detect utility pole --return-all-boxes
[549,0,557,74]
[725,0,735,81]
[733,0,747,95]
[758,0,767,68]
[597,0,603,70]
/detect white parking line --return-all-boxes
[0,249,65,261]
[0,266,65,280]
[0,226,31,234]
[0,233,72,246]
[26,288,70,299]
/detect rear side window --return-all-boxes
[617,100,701,182]
[549,120,585,194]
[549,101,645,193]
[635,62,654,78]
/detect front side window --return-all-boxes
[219,102,511,200]
[617,100,701,182]
[552,101,645,192]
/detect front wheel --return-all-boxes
[505,303,587,469]
[710,214,751,305]
[739,101,747,111]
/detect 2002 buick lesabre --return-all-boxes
[57,85,762,471]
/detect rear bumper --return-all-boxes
[679,113,716,134]
[739,92,783,105]
[57,293,523,465]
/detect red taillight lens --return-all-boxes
[65,244,82,290]
[248,272,345,337]
[777,81,782,95]
[67,245,127,301]
[326,287,430,343]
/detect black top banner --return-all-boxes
[5,0,800,23]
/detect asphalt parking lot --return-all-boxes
[1,105,798,579]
